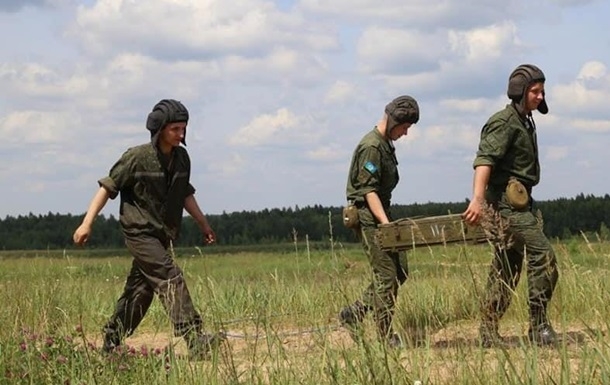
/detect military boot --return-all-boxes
[102,332,122,354]
[528,304,558,346]
[479,321,505,348]
[386,333,404,349]
[339,301,369,329]
[528,323,558,346]
[186,331,226,360]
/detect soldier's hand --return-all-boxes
[73,224,92,246]
[462,198,483,226]
[202,225,216,245]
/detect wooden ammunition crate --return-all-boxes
[375,214,487,251]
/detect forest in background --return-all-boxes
[1,193,609,251]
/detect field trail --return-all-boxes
[88,320,602,359]
[82,320,606,383]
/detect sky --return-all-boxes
[1,0,609,218]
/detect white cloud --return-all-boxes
[551,61,610,117]
[229,108,301,147]
[357,28,447,74]
[71,0,338,59]
[577,60,607,80]
[306,145,347,162]
[447,22,521,64]
[569,119,610,133]
[324,81,356,104]
[439,98,489,114]
[0,110,79,145]
[216,153,246,176]
[373,22,523,97]
[397,124,479,157]
[221,47,328,84]
[298,0,521,29]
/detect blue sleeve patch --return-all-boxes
[364,161,378,174]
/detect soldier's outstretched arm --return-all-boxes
[463,165,491,225]
[184,194,216,245]
[73,187,110,246]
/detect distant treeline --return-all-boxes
[1,193,609,251]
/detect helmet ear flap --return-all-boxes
[507,72,526,101]
[537,90,549,114]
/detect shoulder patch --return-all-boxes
[364,161,378,174]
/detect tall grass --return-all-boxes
[0,237,608,384]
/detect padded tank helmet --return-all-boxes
[146,99,189,146]
[507,64,548,114]
[384,95,419,135]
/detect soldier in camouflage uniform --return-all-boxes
[463,64,559,347]
[73,99,224,359]
[340,95,420,347]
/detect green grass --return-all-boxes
[0,238,609,384]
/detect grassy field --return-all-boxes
[0,237,609,384]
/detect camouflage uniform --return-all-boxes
[474,102,559,344]
[99,143,205,345]
[343,128,409,339]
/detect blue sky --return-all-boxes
[1,0,609,217]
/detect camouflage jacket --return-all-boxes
[473,104,540,191]
[346,128,399,227]
[99,143,196,242]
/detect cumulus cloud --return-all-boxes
[447,22,521,64]
[357,28,447,74]
[215,153,246,176]
[397,123,479,158]
[439,98,490,114]
[324,81,356,104]
[0,110,80,145]
[373,22,523,98]
[299,0,521,29]
[70,0,338,60]
[306,145,347,162]
[569,119,610,133]
[551,61,610,118]
[229,108,303,147]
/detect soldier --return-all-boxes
[340,95,420,347]
[463,64,559,347]
[73,99,224,359]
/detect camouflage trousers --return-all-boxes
[104,235,202,342]
[355,227,408,338]
[482,196,559,327]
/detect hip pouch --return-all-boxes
[505,177,529,209]
[342,204,360,229]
